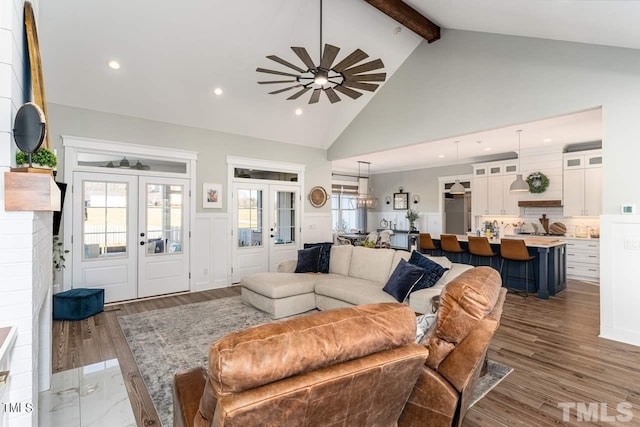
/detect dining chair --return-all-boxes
[467,236,498,268]
[440,234,467,263]
[499,238,536,298]
[377,229,393,248]
[419,233,440,256]
[336,236,352,245]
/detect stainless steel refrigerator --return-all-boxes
[444,195,470,234]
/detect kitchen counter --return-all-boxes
[433,234,567,248]
[430,235,566,299]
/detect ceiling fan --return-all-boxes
[256,0,386,104]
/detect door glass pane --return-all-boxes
[83,181,128,259]
[237,189,263,247]
[273,191,295,245]
[146,184,183,255]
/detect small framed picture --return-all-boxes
[393,192,408,210]
[203,183,222,208]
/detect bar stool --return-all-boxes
[467,236,498,268]
[419,233,440,255]
[499,238,537,298]
[440,234,467,263]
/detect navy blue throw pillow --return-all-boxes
[408,250,449,291]
[303,242,333,273]
[295,246,322,273]
[383,259,425,302]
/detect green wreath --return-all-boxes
[526,171,549,194]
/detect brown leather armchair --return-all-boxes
[174,303,428,427]
[399,266,507,427]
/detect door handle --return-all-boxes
[140,232,145,237]
[140,241,145,246]
[270,235,274,238]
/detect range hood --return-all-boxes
[518,200,563,207]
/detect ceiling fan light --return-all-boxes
[314,69,328,85]
[450,179,466,195]
[510,174,530,192]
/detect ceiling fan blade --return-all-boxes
[257,79,298,84]
[291,47,317,71]
[319,44,340,70]
[332,49,369,72]
[266,55,306,73]
[269,85,302,95]
[343,58,385,75]
[256,67,300,78]
[333,85,363,100]
[345,72,386,82]
[287,87,312,100]
[324,87,341,104]
[342,81,379,92]
[309,88,322,104]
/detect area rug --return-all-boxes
[118,296,512,427]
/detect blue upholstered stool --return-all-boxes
[53,288,105,321]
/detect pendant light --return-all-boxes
[450,141,466,195]
[510,130,529,192]
[351,161,378,209]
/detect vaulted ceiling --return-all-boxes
[39,1,639,165]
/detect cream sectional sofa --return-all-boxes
[241,245,473,319]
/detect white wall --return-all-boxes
[330,29,640,346]
[0,0,52,424]
[47,103,332,214]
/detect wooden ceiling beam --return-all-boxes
[363,0,440,43]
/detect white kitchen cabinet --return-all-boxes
[563,150,602,217]
[473,161,519,216]
[563,238,599,281]
[473,176,488,216]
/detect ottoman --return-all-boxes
[53,288,105,321]
[240,273,317,319]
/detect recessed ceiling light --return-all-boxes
[438,154,445,158]
[213,88,223,96]
[107,60,120,70]
[295,108,303,116]
[543,138,552,143]
[484,147,492,152]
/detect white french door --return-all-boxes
[138,177,190,298]
[72,172,190,303]
[232,182,300,283]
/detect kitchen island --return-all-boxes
[430,234,566,299]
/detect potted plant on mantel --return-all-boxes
[16,147,57,170]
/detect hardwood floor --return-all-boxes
[52,281,640,426]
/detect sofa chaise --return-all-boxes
[241,245,473,318]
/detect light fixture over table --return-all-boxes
[351,161,378,209]
[256,0,386,104]
[510,130,529,192]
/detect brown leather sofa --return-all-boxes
[174,266,505,427]
[400,266,506,427]
[174,302,429,427]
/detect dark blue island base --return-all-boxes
[430,237,567,299]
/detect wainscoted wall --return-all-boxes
[303,213,333,244]
[193,213,229,291]
[600,215,640,346]
[192,212,333,291]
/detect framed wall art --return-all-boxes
[393,192,408,210]
[203,183,222,208]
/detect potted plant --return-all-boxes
[16,147,57,169]
[406,208,419,231]
[53,235,69,271]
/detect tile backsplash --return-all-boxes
[479,207,600,237]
